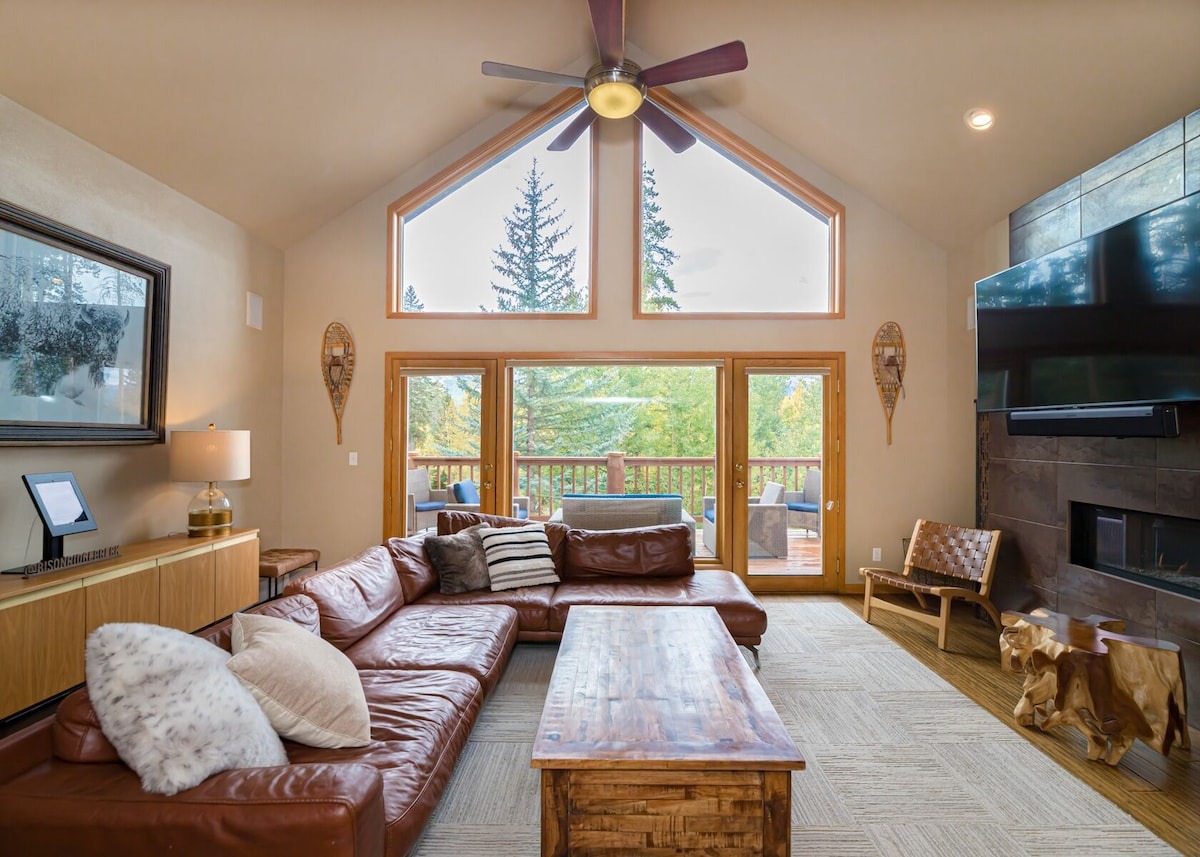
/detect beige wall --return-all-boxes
[282,97,979,580]
[0,97,285,569]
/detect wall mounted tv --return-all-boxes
[975,192,1200,421]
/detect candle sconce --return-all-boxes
[872,321,906,445]
[321,322,355,445]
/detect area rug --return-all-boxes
[410,597,1178,856]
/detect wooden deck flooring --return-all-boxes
[696,530,824,576]
[814,593,1200,856]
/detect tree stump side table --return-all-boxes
[999,608,1190,765]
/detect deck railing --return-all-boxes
[407,452,819,519]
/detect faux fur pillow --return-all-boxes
[425,524,490,594]
[227,612,371,748]
[85,623,288,796]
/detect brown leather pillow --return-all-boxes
[439,510,569,575]
[386,534,439,602]
[563,523,695,580]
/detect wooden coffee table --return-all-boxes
[533,605,804,856]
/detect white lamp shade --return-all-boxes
[169,429,251,483]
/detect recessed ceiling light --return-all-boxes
[964,108,994,131]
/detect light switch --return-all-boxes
[349,452,358,466]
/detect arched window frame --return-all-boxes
[387,90,599,319]
[634,88,845,319]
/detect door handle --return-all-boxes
[735,480,745,489]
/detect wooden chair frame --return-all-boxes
[861,518,1002,650]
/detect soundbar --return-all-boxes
[1006,405,1180,438]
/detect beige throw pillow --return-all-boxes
[227,612,371,748]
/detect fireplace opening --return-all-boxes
[1070,502,1200,597]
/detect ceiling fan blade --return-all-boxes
[635,99,695,153]
[588,0,625,67]
[547,106,600,152]
[481,61,585,89]
[639,40,748,88]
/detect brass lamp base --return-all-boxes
[186,483,234,537]
[188,509,232,537]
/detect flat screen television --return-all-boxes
[975,191,1200,413]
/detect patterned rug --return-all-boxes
[410,597,1177,856]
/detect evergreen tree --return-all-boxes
[640,167,680,312]
[401,284,424,312]
[488,159,583,312]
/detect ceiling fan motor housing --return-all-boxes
[584,60,646,119]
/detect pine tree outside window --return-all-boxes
[387,93,595,317]
[636,91,845,318]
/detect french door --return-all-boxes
[384,357,501,538]
[725,357,843,592]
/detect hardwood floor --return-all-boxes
[827,593,1200,856]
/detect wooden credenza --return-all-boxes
[0,529,259,720]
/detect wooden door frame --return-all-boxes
[383,356,500,540]
[726,356,845,594]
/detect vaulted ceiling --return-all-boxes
[2,0,1197,252]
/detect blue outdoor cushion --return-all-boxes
[787,502,819,514]
[453,480,481,504]
[704,508,715,523]
[414,501,446,512]
[515,507,529,520]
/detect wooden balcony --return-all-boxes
[407,452,820,521]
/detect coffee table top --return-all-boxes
[532,605,804,771]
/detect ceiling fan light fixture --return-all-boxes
[585,63,646,119]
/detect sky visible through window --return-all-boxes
[402,108,591,313]
[642,129,831,313]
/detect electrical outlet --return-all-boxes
[872,547,882,562]
[349,452,358,466]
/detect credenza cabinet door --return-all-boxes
[213,534,259,620]
[158,546,216,632]
[84,560,160,636]
[0,584,85,718]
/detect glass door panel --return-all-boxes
[385,358,497,538]
[731,359,841,592]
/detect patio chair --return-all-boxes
[449,479,530,520]
[701,481,789,559]
[784,469,821,535]
[406,469,447,534]
[861,518,1002,650]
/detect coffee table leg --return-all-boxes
[540,769,568,857]
[763,770,792,857]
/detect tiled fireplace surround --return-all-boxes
[981,404,1200,727]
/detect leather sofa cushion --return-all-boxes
[386,535,439,603]
[288,668,484,857]
[344,604,519,696]
[287,546,405,650]
[438,510,570,574]
[52,688,120,764]
[416,585,555,632]
[548,570,767,642]
[198,593,321,652]
[563,523,694,581]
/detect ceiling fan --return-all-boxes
[481,0,748,153]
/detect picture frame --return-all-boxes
[0,199,170,444]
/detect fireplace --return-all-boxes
[1070,502,1200,598]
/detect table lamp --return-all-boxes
[169,424,251,537]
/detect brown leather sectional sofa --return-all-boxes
[0,514,766,856]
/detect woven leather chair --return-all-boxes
[861,518,1002,650]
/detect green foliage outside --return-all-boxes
[640,167,680,312]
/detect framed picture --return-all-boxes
[0,200,169,444]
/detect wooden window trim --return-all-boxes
[386,90,599,319]
[632,88,846,320]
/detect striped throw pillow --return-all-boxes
[478,524,560,591]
